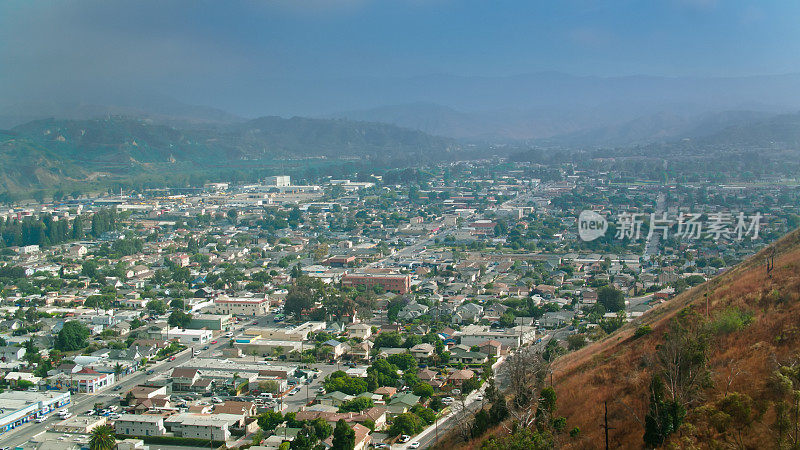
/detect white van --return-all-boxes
[259,393,273,400]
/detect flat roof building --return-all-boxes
[0,390,70,435]
[341,273,411,294]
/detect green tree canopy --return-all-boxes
[55,320,90,351]
[598,285,625,312]
[332,419,356,450]
[89,424,116,450]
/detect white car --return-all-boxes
[475,394,484,401]
[35,417,47,423]
[409,443,420,449]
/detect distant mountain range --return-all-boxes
[7,71,800,145]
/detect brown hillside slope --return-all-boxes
[554,228,800,449]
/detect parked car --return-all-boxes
[475,394,484,401]
[211,340,217,344]
[399,435,411,443]
[35,417,47,423]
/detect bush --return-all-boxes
[708,308,753,335]
[566,334,587,350]
[634,325,653,338]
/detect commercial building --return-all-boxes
[164,413,243,441]
[341,273,411,294]
[53,415,108,434]
[458,324,535,349]
[265,175,291,187]
[213,296,270,316]
[47,368,115,393]
[188,314,233,332]
[0,390,71,435]
[162,328,212,345]
[114,414,167,437]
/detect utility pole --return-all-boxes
[600,401,615,450]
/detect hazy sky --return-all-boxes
[2,0,799,116]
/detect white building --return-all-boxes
[0,390,71,434]
[162,328,212,345]
[265,176,291,187]
[115,414,167,437]
[164,413,243,441]
[213,296,270,316]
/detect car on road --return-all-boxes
[169,356,176,361]
[399,434,411,443]
[224,332,233,338]
[113,385,122,391]
[211,340,217,344]
[202,345,210,350]
[146,369,155,375]
[409,443,420,449]
[35,417,47,423]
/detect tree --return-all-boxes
[146,299,167,315]
[55,321,90,351]
[566,334,587,350]
[81,260,98,278]
[598,285,625,312]
[168,310,192,328]
[170,298,185,310]
[388,413,424,437]
[643,375,686,448]
[89,424,116,450]
[373,331,403,349]
[462,377,480,395]
[332,419,356,450]
[290,424,318,450]
[258,410,284,432]
[413,382,434,399]
[312,417,333,441]
[338,397,374,413]
[284,282,315,320]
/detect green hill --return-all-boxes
[0,115,459,193]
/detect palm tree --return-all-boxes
[114,363,123,379]
[89,424,116,450]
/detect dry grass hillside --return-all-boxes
[441,228,800,450]
[555,228,800,449]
